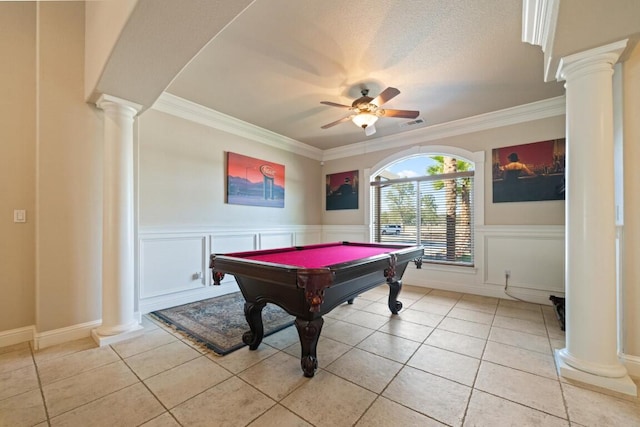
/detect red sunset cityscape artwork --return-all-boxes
[226,152,285,208]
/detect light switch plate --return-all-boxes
[14,209,26,223]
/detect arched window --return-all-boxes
[371,152,476,267]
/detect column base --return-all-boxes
[91,322,144,347]
[555,349,638,397]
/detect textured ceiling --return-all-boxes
[165,0,565,150]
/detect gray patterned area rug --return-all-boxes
[151,292,295,355]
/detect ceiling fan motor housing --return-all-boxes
[352,96,374,109]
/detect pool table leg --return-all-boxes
[243,301,266,350]
[387,279,403,314]
[294,317,324,377]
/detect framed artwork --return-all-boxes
[492,139,566,203]
[326,170,358,210]
[226,152,285,208]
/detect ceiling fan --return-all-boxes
[320,87,419,136]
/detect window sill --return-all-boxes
[415,262,477,275]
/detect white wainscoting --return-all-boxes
[210,233,258,288]
[259,232,295,250]
[484,226,564,291]
[397,225,565,305]
[137,224,565,313]
[137,225,323,313]
[139,234,208,299]
[321,225,369,243]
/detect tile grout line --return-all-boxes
[353,290,457,426]
[33,345,143,423]
[30,343,52,426]
[540,307,574,424]
[472,301,571,422]
[480,300,574,421]
[459,304,496,426]
[6,290,580,427]
[115,342,205,427]
[17,294,552,426]
[140,318,276,426]
[261,288,441,426]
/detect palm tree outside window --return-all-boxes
[371,155,475,266]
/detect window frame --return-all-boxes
[365,146,485,268]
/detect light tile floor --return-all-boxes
[1,285,639,426]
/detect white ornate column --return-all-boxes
[92,94,144,346]
[555,40,636,396]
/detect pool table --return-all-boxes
[209,241,423,377]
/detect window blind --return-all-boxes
[371,171,474,266]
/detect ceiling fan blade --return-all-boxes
[321,116,352,129]
[320,101,352,109]
[371,87,400,107]
[364,123,376,136]
[382,109,420,119]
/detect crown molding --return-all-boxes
[152,92,323,161]
[522,0,559,52]
[322,96,566,161]
[522,0,560,82]
[152,92,565,162]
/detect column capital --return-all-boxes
[96,94,142,117]
[556,39,628,82]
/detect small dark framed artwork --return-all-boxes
[226,152,285,208]
[492,139,566,203]
[326,170,358,210]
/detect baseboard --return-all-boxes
[34,320,102,350]
[621,353,640,379]
[403,275,557,306]
[1,316,156,351]
[0,325,35,348]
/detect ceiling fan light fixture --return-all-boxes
[320,87,417,135]
[351,113,378,129]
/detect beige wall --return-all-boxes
[138,109,322,227]
[0,3,36,331]
[1,2,103,334]
[623,43,640,356]
[36,2,103,331]
[321,115,566,227]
